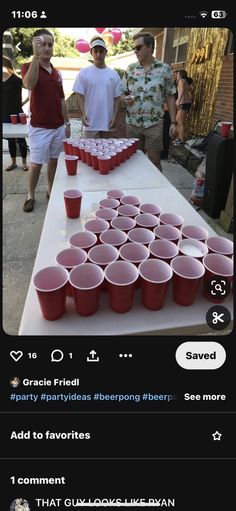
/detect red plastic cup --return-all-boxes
[111,216,136,232]
[203,253,233,302]
[10,114,18,124]
[149,239,179,264]
[88,244,119,266]
[95,144,104,151]
[69,231,97,252]
[130,138,139,152]
[181,225,209,242]
[65,155,79,175]
[139,259,173,310]
[206,236,233,257]
[119,145,128,162]
[85,148,92,166]
[154,224,182,245]
[139,203,162,217]
[107,151,116,170]
[79,146,86,163]
[67,141,76,155]
[56,247,87,269]
[63,189,82,218]
[119,242,149,265]
[127,140,136,156]
[125,141,133,158]
[100,229,127,249]
[98,155,111,175]
[117,204,140,218]
[19,113,27,124]
[33,266,69,320]
[221,122,232,138]
[159,212,184,230]
[90,151,100,170]
[62,139,70,154]
[107,189,125,200]
[114,147,122,166]
[127,227,155,246]
[99,198,120,210]
[178,239,208,261]
[104,260,139,313]
[95,207,118,223]
[56,247,87,296]
[119,241,149,288]
[120,195,141,207]
[171,256,205,306]
[135,213,160,230]
[69,263,104,316]
[88,244,119,289]
[84,218,109,238]
[72,143,81,158]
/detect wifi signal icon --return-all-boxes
[199,11,208,18]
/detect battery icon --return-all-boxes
[211,10,227,18]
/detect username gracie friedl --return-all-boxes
[17,378,80,387]
[35,498,176,507]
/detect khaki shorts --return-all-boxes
[84,130,114,139]
[126,123,164,153]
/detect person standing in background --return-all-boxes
[2,55,29,171]
[72,36,121,138]
[173,70,178,99]
[161,69,178,158]
[21,29,71,212]
[175,69,193,144]
[121,32,177,171]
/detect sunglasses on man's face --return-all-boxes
[133,44,145,52]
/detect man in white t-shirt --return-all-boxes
[73,36,121,138]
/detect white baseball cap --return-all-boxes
[90,39,107,50]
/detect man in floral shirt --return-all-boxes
[121,32,177,171]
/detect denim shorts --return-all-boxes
[179,103,191,112]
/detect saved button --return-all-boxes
[175,342,226,370]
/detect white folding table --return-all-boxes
[19,151,233,336]
[2,122,29,138]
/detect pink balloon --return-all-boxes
[111,28,122,44]
[95,28,106,34]
[75,39,90,53]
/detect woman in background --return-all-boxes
[2,55,29,171]
[175,69,193,144]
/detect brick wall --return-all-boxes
[211,54,233,127]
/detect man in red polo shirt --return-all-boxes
[21,29,71,212]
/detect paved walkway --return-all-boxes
[2,122,233,335]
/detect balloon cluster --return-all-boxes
[76,28,122,53]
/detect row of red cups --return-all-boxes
[70,227,233,262]
[63,138,139,174]
[33,247,233,320]
[10,113,27,124]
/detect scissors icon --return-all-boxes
[212,312,224,324]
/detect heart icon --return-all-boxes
[10,351,23,362]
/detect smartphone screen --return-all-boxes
[1,8,234,509]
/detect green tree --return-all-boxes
[10,27,78,67]
[107,29,134,56]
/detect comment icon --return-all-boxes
[51,349,64,362]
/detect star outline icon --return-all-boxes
[212,430,222,440]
